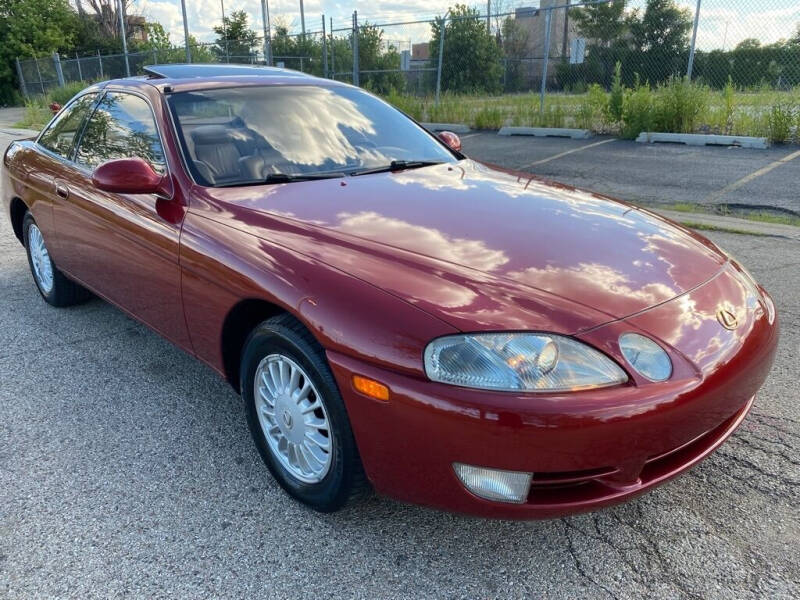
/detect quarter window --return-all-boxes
[38,93,97,158]
[76,92,166,174]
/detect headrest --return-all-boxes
[191,125,237,145]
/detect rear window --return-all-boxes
[168,85,455,187]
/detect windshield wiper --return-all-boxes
[350,160,445,177]
[213,172,345,188]
[264,172,345,183]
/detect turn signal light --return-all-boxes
[352,375,390,401]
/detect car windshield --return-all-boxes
[167,84,457,187]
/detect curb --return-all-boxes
[653,209,800,241]
[498,127,592,139]
[421,122,471,134]
[0,128,39,137]
[636,132,769,149]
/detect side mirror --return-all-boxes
[438,131,462,153]
[92,158,171,197]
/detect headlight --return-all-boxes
[423,333,627,392]
[618,333,672,381]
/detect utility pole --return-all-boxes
[261,0,272,65]
[180,0,191,62]
[435,11,449,105]
[300,0,306,37]
[687,0,702,80]
[117,0,130,76]
[220,0,230,62]
[322,15,328,77]
[562,0,570,59]
[486,0,490,32]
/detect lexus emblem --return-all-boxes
[717,308,739,330]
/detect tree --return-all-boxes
[630,0,691,84]
[630,0,691,54]
[429,4,503,94]
[357,23,404,94]
[0,0,79,103]
[79,0,136,40]
[570,0,628,47]
[735,38,761,51]
[499,16,529,92]
[213,10,259,62]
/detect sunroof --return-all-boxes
[142,64,312,80]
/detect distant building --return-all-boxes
[127,15,148,43]
[514,1,579,61]
[412,43,430,61]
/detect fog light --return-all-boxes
[453,463,532,504]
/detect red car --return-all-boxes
[2,65,778,518]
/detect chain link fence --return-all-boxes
[14,1,800,137]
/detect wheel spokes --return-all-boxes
[253,354,333,483]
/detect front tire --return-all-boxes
[23,211,89,307]
[241,314,369,512]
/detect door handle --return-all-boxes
[55,182,69,199]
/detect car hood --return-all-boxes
[213,160,727,334]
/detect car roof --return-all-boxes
[141,63,314,80]
[98,63,346,95]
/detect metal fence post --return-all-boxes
[15,58,28,97]
[322,15,328,78]
[53,52,65,87]
[76,52,83,81]
[153,48,158,65]
[539,8,553,113]
[435,14,447,106]
[352,11,359,86]
[330,17,335,79]
[97,49,104,79]
[687,0,702,80]
[117,0,131,76]
[181,0,192,63]
[34,57,45,94]
[260,0,271,66]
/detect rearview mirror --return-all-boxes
[438,131,462,153]
[92,158,171,197]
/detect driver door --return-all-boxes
[54,90,191,348]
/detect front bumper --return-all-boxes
[327,264,778,519]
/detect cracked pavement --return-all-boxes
[1,131,799,598]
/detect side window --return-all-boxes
[38,93,97,158]
[76,92,166,174]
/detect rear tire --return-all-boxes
[241,314,369,512]
[23,211,90,307]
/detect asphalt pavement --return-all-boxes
[1,128,799,599]
[461,133,800,215]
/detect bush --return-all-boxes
[576,84,608,130]
[473,105,504,129]
[767,103,796,144]
[47,81,91,106]
[607,62,624,123]
[653,77,709,134]
[385,90,424,121]
[621,79,654,139]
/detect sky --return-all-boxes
[119,0,798,51]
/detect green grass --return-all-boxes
[676,221,760,236]
[13,81,93,130]
[382,85,800,143]
[659,202,800,228]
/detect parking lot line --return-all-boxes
[520,138,617,169]
[705,148,800,204]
